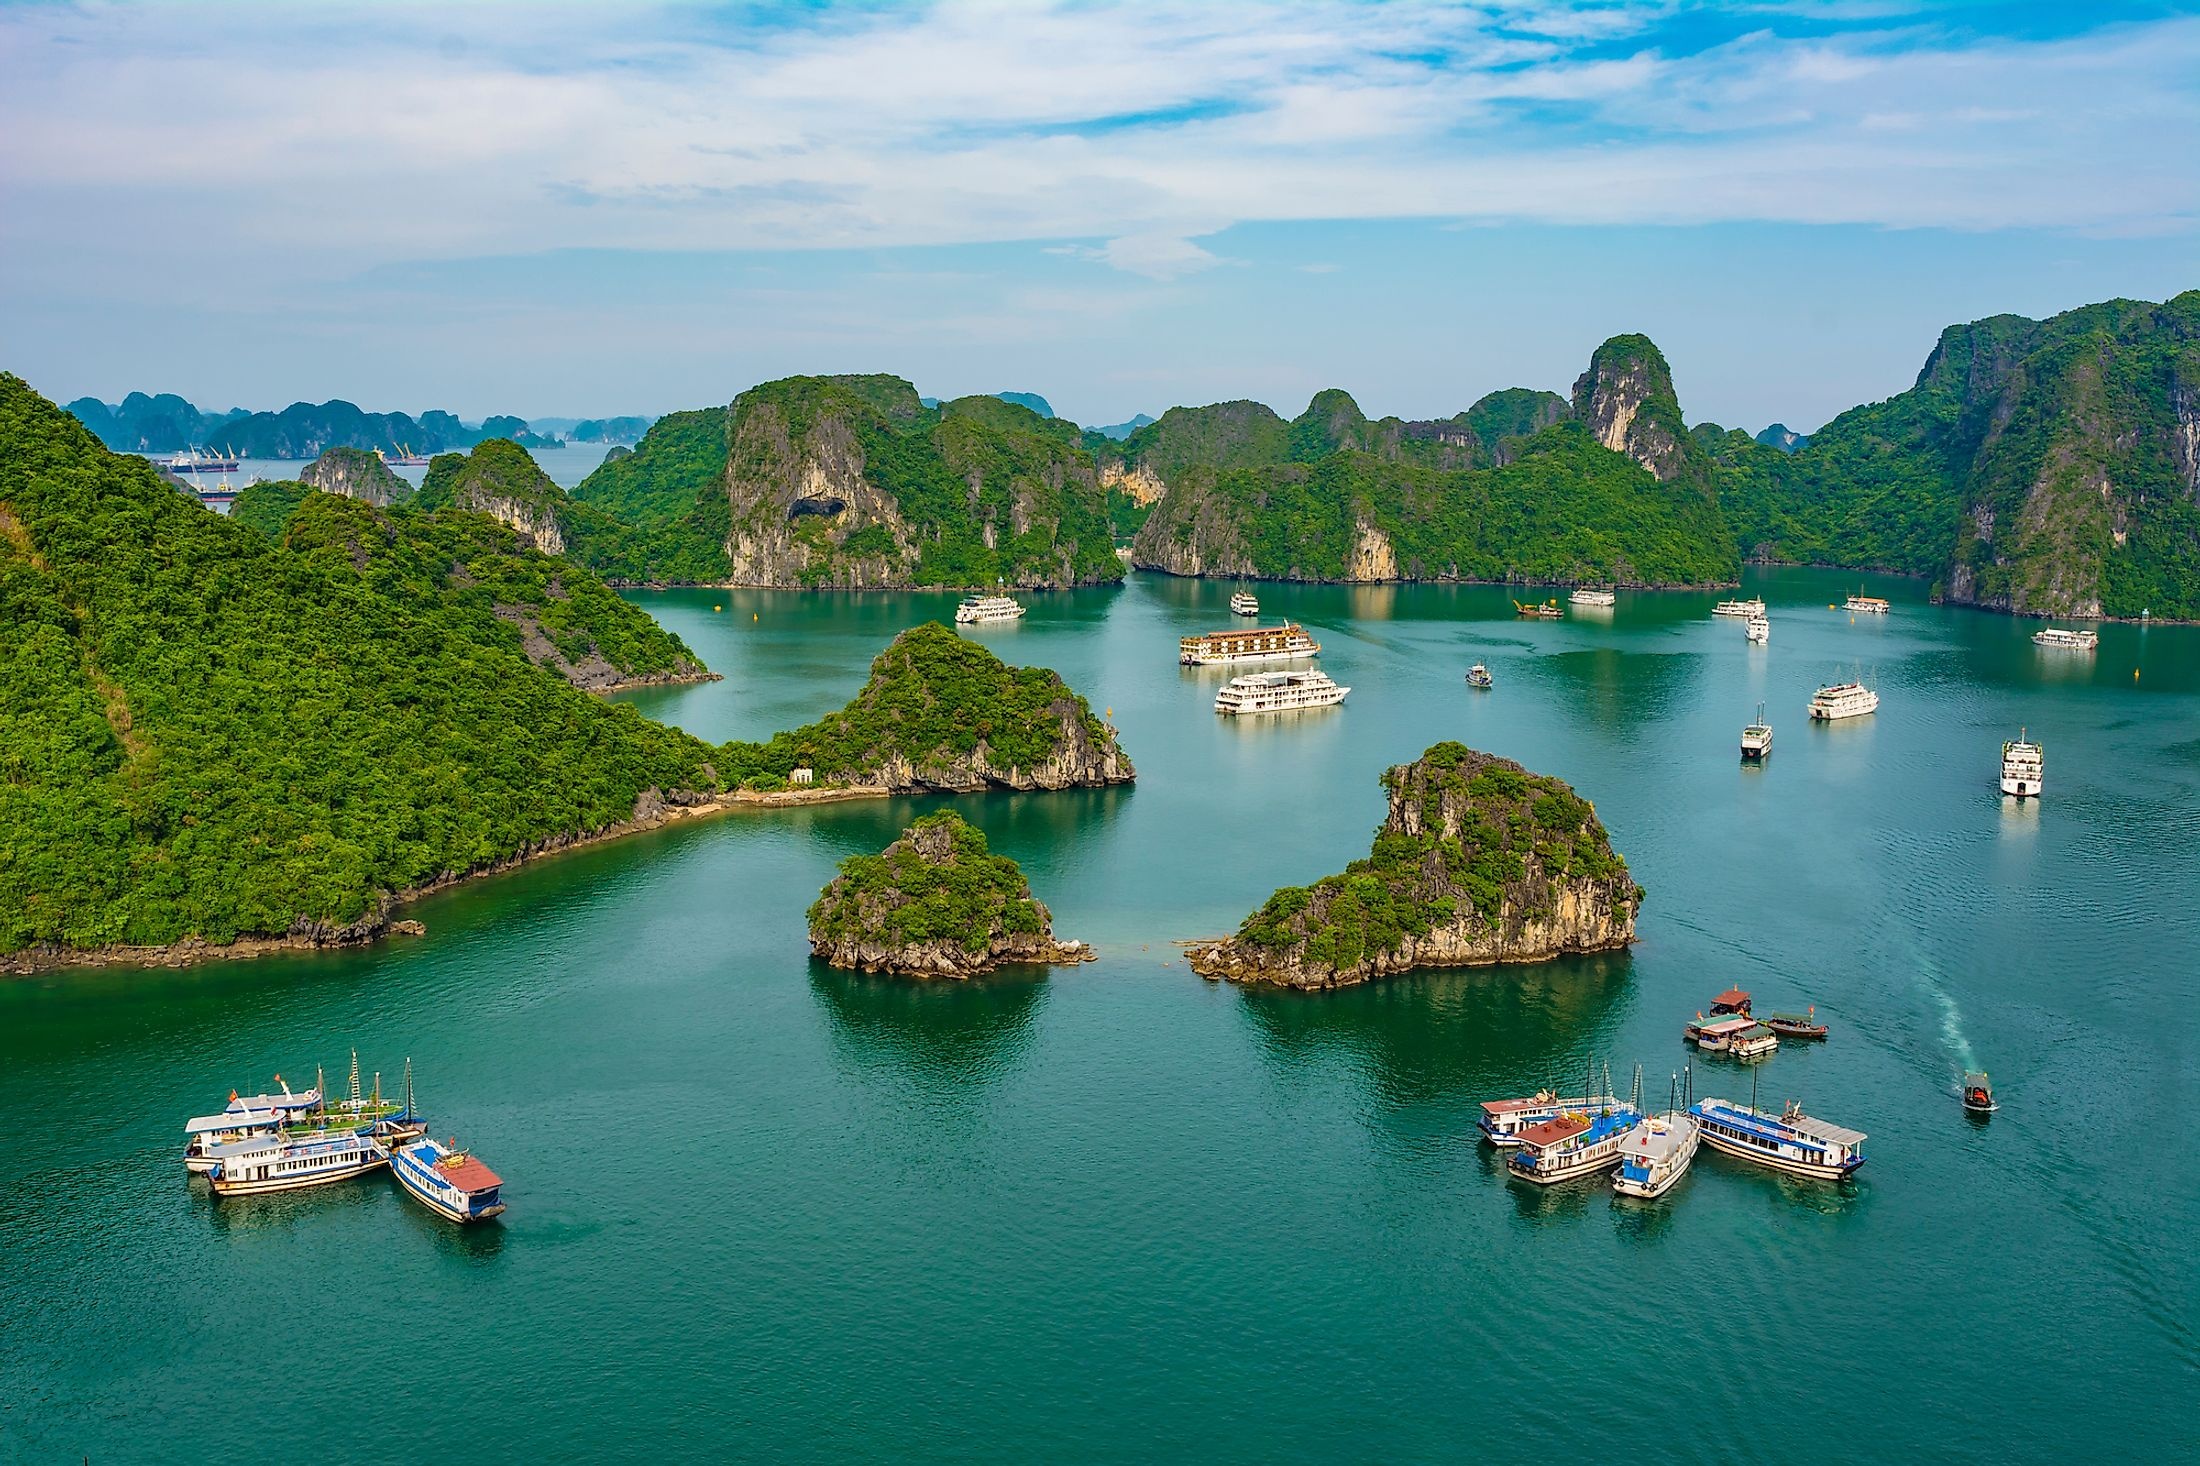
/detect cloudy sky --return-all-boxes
[3,0,2196,432]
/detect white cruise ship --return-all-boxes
[1712,597,1766,618]
[2001,729,2043,798]
[954,594,1026,625]
[1569,587,1616,608]
[1214,669,1348,716]
[1844,593,1891,614]
[1741,703,1772,760]
[1808,679,1879,721]
[1745,614,1769,644]
[1180,622,1319,666]
[2032,627,2098,651]
[1230,590,1260,616]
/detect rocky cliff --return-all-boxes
[416,438,573,554]
[1570,335,1704,486]
[301,445,409,505]
[1189,743,1640,989]
[720,622,1134,794]
[807,811,1092,978]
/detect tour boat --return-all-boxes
[1684,1015,1757,1052]
[1844,593,1891,614]
[1476,1088,1623,1147]
[1513,598,1564,619]
[1962,1071,1998,1115]
[1764,1008,1828,1040]
[1712,597,1766,618]
[180,1079,323,1172]
[1808,679,1879,721]
[1230,591,1260,617]
[1741,703,1772,760]
[1569,587,1616,608]
[1213,669,1349,716]
[1466,663,1493,689]
[1179,622,1319,666]
[390,1135,507,1224]
[1612,1110,1702,1199]
[1709,989,1753,1018]
[1724,1023,1780,1060]
[1690,1097,1866,1180]
[2032,627,2097,652]
[1506,1102,1643,1185]
[1745,614,1769,644]
[206,1129,390,1197]
[2000,729,2043,799]
[955,594,1026,625]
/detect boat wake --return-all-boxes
[1916,963,1977,1076]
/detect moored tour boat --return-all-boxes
[1684,1015,1756,1052]
[1709,988,1752,1018]
[206,1129,389,1197]
[1230,590,1259,616]
[1712,597,1766,618]
[1724,1023,1780,1060]
[1962,1071,1998,1114]
[1213,669,1348,716]
[2000,729,2043,799]
[1690,1097,1866,1180]
[1569,587,1616,608]
[1513,598,1564,619]
[1808,679,1879,721]
[180,1079,322,1172]
[1741,703,1772,759]
[1466,663,1493,689]
[1612,1110,1702,1199]
[955,594,1026,625]
[1844,593,1890,614]
[2032,627,2097,652]
[1180,622,1319,666]
[1507,1102,1643,1185]
[1476,1088,1623,1147]
[1764,1008,1828,1040]
[391,1136,507,1223]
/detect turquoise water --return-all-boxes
[4,568,2195,1461]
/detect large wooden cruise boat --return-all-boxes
[1689,1098,1866,1181]
[955,594,1026,625]
[1179,622,1319,666]
[1213,669,1348,716]
[206,1129,390,1197]
[2000,730,2043,798]
[2032,627,2097,651]
[1844,593,1890,614]
[1808,679,1879,721]
[1712,597,1766,618]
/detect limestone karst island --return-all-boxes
[3,2,2193,1461]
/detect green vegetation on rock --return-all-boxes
[807,811,1046,959]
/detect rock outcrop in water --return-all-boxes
[1188,742,1639,989]
[807,811,1092,977]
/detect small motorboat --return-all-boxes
[1725,1023,1780,1060]
[1963,1071,1998,1115]
[1684,1014,1756,1052]
[1466,663,1493,689]
[1764,1008,1828,1040]
[1708,988,1752,1018]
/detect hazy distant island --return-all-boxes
[62,393,643,459]
[1189,743,1641,990]
[0,377,1130,973]
[808,811,1093,978]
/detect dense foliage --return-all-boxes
[1235,742,1636,972]
[806,811,1044,956]
[229,479,315,538]
[0,375,722,955]
[720,622,1110,789]
[569,406,734,583]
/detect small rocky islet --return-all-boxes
[807,811,1091,978]
[1190,742,1641,989]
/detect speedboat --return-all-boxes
[1962,1072,1998,1115]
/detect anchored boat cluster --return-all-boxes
[181,1052,507,1225]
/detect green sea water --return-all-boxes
[3,568,2195,1462]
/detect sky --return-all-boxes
[2,0,2196,434]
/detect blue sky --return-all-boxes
[3,0,2196,432]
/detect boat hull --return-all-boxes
[210,1155,388,1197]
[391,1146,505,1224]
[1508,1151,1625,1185]
[1999,777,2041,798]
[1698,1128,1861,1181]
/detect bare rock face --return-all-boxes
[724,399,923,588]
[1571,335,1700,485]
[302,446,408,506]
[1189,743,1640,990]
[807,811,1094,978]
[417,439,570,554]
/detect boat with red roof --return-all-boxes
[391,1135,507,1223]
[1477,1086,1622,1147]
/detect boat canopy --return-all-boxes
[1711,989,1750,1008]
[1694,1016,1755,1035]
[183,1108,283,1134]
[1518,1114,1593,1147]
[1785,1114,1868,1148]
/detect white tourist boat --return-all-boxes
[1724,1023,1780,1060]
[1569,587,1616,608]
[1741,703,1772,760]
[1612,1109,1701,1199]
[1180,622,1320,666]
[1808,678,1879,721]
[2000,729,2043,799]
[181,1080,322,1172]
[1506,1101,1644,1185]
[955,594,1026,625]
[391,1135,507,1224]
[205,1129,389,1197]
[1844,593,1891,614]
[1477,1089,1624,1147]
[2032,627,2097,652]
[1712,597,1766,618]
[1214,669,1348,716]
[1690,1097,1866,1181]
[1745,614,1769,644]
[1230,590,1260,616]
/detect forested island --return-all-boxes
[807,811,1092,978]
[1189,743,1641,990]
[0,377,1132,971]
[66,393,575,458]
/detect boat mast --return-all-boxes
[1749,1059,1760,1117]
[348,1049,361,1108]
[403,1057,414,1122]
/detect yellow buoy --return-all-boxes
[714,605,723,612]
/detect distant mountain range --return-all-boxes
[62,395,649,458]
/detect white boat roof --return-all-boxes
[184,1108,283,1134]
[1787,1113,1868,1147]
